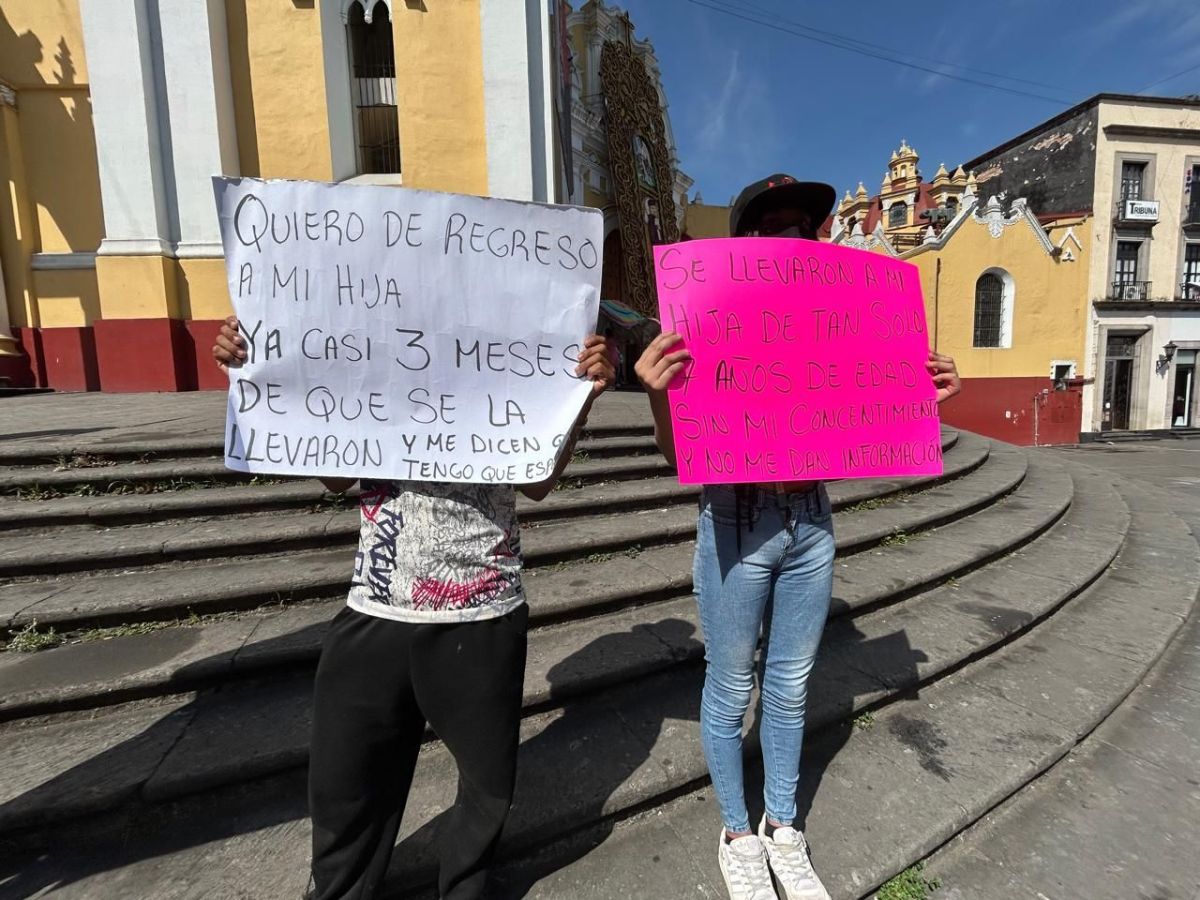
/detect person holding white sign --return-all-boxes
[215,320,615,900]
[636,174,961,900]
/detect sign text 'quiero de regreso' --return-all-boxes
[214,177,603,484]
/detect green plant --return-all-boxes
[4,621,62,653]
[76,621,173,643]
[853,711,875,730]
[845,497,887,513]
[552,477,584,492]
[877,863,941,900]
[15,484,65,501]
[54,452,116,471]
[880,530,910,547]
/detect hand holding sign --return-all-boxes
[652,238,944,484]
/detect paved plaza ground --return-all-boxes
[0,391,1195,899]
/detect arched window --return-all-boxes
[348,1,399,174]
[888,201,907,228]
[945,196,959,214]
[974,269,1014,348]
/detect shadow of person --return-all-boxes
[0,615,338,900]
[794,615,930,837]
[388,617,706,899]
[0,598,931,899]
[393,608,929,899]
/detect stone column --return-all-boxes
[0,82,33,385]
[80,0,174,261]
[159,0,240,259]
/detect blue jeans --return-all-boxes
[694,484,836,833]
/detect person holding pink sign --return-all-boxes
[636,174,960,900]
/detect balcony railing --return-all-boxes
[1181,281,1200,301]
[1113,198,1159,223]
[1110,280,1152,300]
[1186,204,1200,226]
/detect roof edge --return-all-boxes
[962,93,1200,171]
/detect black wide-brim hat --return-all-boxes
[730,173,837,236]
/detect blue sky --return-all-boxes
[613,0,1200,206]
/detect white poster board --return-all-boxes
[213,177,603,484]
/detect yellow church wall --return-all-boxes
[905,216,1090,379]
[175,258,234,322]
[226,0,332,180]
[32,268,101,328]
[95,255,179,321]
[0,2,90,86]
[682,201,730,239]
[1,0,105,341]
[392,3,488,194]
[0,91,38,328]
[19,89,103,255]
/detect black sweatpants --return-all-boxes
[308,603,529,900]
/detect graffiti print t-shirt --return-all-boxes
[347,480,524,623]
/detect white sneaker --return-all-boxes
[717,829,779,900]
[757,818,831,900]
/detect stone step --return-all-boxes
[377,474,1198,897]
[2,470,1183,899]
[0,420,658,467]
[495,482,1200,900]
[0,448,1064,720]
[0,469,695,532]
[0,497,696,581]
[0,437,667,497]
[0,455,1093,837]
[0,436,990,629]
[0,432,982,584]
[0,430,965,531]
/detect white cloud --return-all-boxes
[698,50,741,152]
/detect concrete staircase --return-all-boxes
[0,397,1195,900]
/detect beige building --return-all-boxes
[966,94,1200,435]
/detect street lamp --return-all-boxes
[1159,341,1178,367]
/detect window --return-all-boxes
[1188,165,1200,224]
[1114,240,1143,298]
[1115,241,1140,282]
[1173,349,1196,427]
[887,201,907,228]
[1184,244,1200,299]
[348,2,400,175]
[945,196,959,213]
[973,273,1004,347]
[1120,161,1146,202]
[1052,362,1074,390]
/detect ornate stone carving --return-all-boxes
[973,195,1023,238]
[599,39,680,316]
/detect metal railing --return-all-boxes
[1110,280,1152,300]
[1180,281,1200,300]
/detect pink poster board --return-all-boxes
[653,238,942,484]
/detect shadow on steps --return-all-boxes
[0,610,928,900]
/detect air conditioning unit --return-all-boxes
[1119,283,1143,300]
